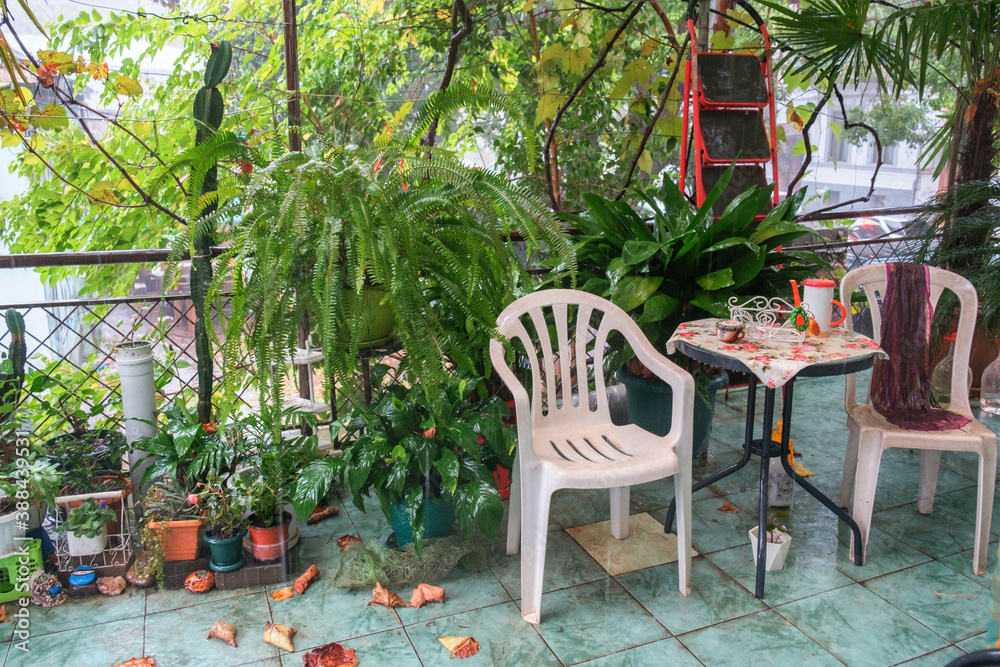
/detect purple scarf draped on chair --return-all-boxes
[870,263,971,431]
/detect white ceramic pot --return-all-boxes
[0,511,25,556]
[67,527,108,557]
[749,526,792,571]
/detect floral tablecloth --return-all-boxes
[665,319,888,388]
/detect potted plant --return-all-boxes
[749,515,792,572]
[228,405,318,562]
[203,100,572,418]
[554,169,822,453]
[195,475,248,572]
[57,498,116,557]
[140,477,204,574]
[295,377,514,554]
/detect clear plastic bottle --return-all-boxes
[980,343,1000,415]
[930,334,957,409]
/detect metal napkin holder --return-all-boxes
[727,296,811,343]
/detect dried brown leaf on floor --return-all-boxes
[269,587,295,602]
[262,622,297,652]
[302,641,360,667]
[111,659,156,667]
[409,583,445,608]
[369,582,409,608]
[308,505,341,525]
[293,564,320,595]
[717,502,739,514]
[337,534,362,551]
[0,605,8,623]
[793,461,813,478]
[206,621,238,648]
[438,635,480,659]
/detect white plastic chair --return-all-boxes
[838,264,997,574]
[490,289,694,624]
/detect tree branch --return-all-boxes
[786,85,832,194]
[420,0,471,150]
[793,84,885,220]
[543,0,646,209]
[616,35,689,199]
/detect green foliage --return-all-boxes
[211,127,570,409]
[843,99,937,147]
[0,450,62,512]
[132,394,243,487]
[57,498,116,538]
[908,178,1000,338]
[553,168,823,368]
[336,378,514,555]
[193,474,247,540]
[0,310,26,429]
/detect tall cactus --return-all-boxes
[0,310,26,426]
[191,40,232,425]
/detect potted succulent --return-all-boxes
[749,515,792,572]
[196,475,248,572]
[554,169,822,453]
[57,498,116,557]
[141,478,204,568]
[295,377,514,554]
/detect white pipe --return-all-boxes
[115,341,156,491]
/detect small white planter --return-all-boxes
[749,526,792,571]
[67,527,108,557]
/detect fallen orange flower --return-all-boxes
[369,582,408,608]
[717,502,739,514]
[337,534,362,551]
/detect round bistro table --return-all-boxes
[662,319,888,599]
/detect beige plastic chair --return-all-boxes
[838,264,997,574]
[490,289,694,624]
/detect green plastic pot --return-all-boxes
[345,288,396,348]
[389,497,455,546]
[204,529,247,572]
[615,367,727,456]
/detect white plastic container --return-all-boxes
[115,341,156,490]
[0,511,25,556]
[66,527,108,557]
[749,525,792,571]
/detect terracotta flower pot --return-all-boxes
[248,512,291,563]
[149,519,204,562]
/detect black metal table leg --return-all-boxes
[754,386,776,598]
[777,379,865,566]
[664,377,758,534]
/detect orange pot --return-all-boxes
[248,513,291,563]
[149,519,204,562]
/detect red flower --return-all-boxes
[678,332,695,337]
[753,355,771,362]
[790,354,809,361]
[187,494,199,505]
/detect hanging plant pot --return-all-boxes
[149,519,204,562]
[248,512,291,563]
[389,497,456,547]
[345,287,396,348]
[204,529,247,572]
[67,527,108,557]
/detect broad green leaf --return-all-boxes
[621,240,660,266]
[612,275,663,312]
[636,293,679,323]
[0,130,16,148]
[523,0,535,12]
[539,43,564,64]
[433,449,460,494]
[696,267,734,290]
[31,103,68,131]
[535,92,565,125]
[637,149,653,174]
[292,457,345,523]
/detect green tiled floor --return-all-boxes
[9,374,1000,666]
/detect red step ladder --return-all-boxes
[678,0,780,216]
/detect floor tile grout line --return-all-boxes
[144,587,266,617]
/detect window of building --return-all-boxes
[827,127,849,162]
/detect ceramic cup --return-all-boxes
[716,320,745,343]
